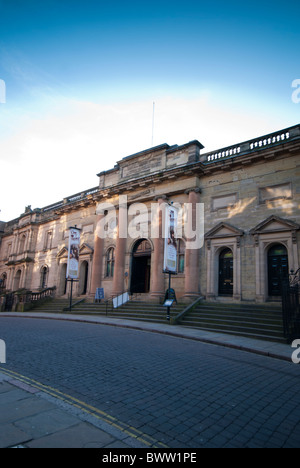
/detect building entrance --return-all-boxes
[268,244,289,296]
[219,248,233,296]
[130,239,151,294]
[79,261,89,295]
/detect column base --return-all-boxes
[233,294,242,301]
[150,292,164,304]
[183,293,203,303]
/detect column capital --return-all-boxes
[153,194,168,202]
[184,187,201,195]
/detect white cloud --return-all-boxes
[0,94,288,221]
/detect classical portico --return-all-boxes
[250,216,300,302]
[205,222,244,301]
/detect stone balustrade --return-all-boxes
[205,124,300,163]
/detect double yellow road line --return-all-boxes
[0,367,168,449]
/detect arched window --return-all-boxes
[0,273,7,290]
[40,266,48,289]
[177,239,185,273]
[106,248,115,278]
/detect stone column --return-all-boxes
[184,188,201,299]
[90,213,105,296]
[233,241,242,301]
[205,239,215,300]
[112,200,128,296]
[150,196,167,301]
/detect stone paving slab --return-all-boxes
[0,421,31,448]
[26,421,116,448]
[0,375,143,448]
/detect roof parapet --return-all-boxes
[202,124,300,163]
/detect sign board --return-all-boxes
[163,299,174,308]
[66,227,81,279]
[95,288,105,301]
[164,288,177,304]
[163,205,178,273]
[0,339,6,364]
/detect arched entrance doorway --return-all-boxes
[268,244,289,296]
[219,248,233,296]
[59,264,68,295]
[79,261,89,295]
[130,239,151,294]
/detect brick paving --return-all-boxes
[0,316,299,448]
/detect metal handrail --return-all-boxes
[172,296,203,325]
[282,270,300,343]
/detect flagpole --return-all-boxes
[151,101,155,147]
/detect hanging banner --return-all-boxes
[66,227,81,279]
[163,205,178,273]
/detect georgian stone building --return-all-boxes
[0,123,299,304]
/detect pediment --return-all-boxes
[250,215,300,234]
[57,244,94,259]
[79,243,94,255]
[57,246,68,259]
[205,222,244,239]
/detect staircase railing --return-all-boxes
[110,291,137,313]
[63,298,86,312]
[0,287,56,312]
[171,296,203,325]
[282,269,300,343]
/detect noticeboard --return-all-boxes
[95,288,105,301]
[163,299,174,308]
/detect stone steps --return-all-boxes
[74,300,186,323]
[178,301,285,343]
[34,298,186,324]
[33,299,70,312]
[33,298,285,343]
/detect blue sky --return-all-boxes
[0,0,299,221]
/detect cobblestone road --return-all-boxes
[0,318,299,447]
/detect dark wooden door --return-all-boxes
[268,245,288,296]
[130,240,151,294]
[219,248,233,296]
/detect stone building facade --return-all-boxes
[0,123,299,304]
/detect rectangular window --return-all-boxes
[44,231,53,250]
[211,193,237,211]
[6,243,12,258]
[259,183,292,204]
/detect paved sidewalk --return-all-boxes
[0,371,149,448]
[0,311,294,448]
